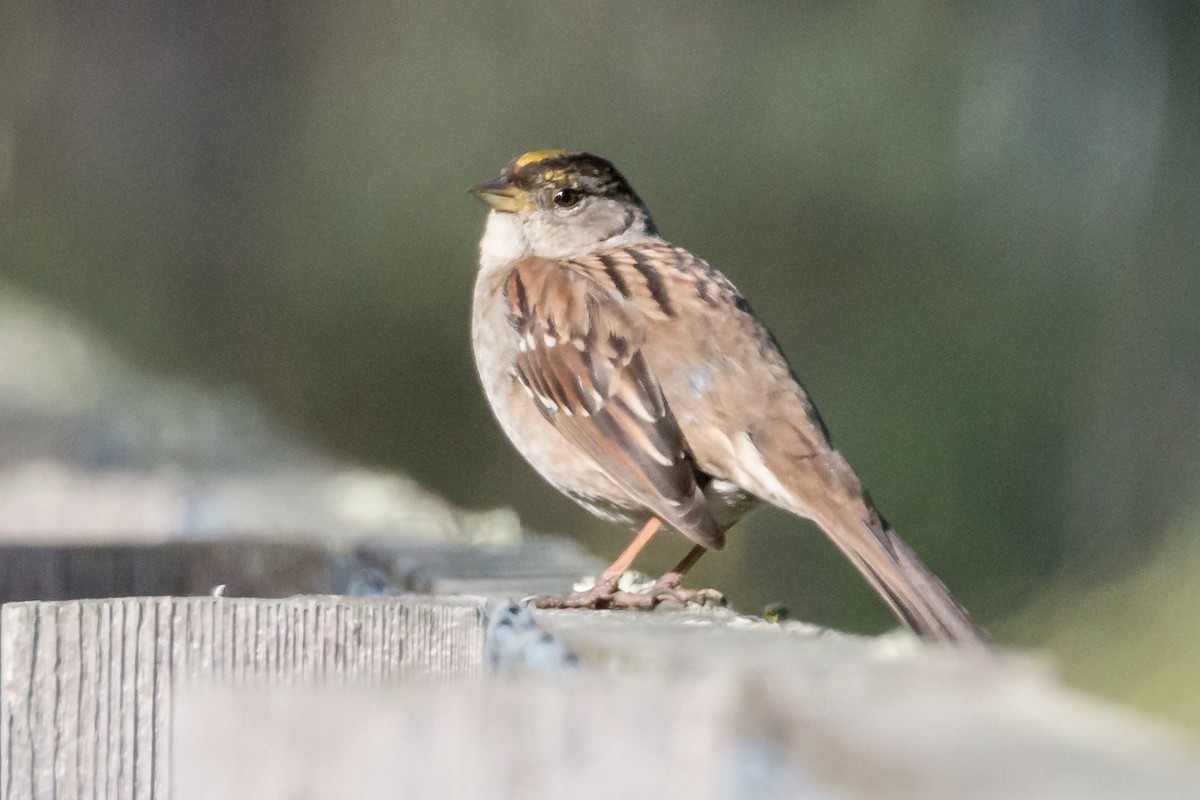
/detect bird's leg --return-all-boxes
[601,517,663,583]
[655,544,707,590]
[527,518,663,609]
[633,544,724,607]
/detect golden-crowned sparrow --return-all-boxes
[470,149,984,647]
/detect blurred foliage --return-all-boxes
[1000,506,1200,732]
[1,2,1199,726]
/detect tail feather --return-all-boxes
[817,506,985,647]
[770,449,987,648]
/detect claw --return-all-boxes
[526,574,621,609]
[524,573,724,611]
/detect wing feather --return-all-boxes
[504,257,723,549]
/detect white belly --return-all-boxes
[471,267,638,523]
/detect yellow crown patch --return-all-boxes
[512,149,569,170]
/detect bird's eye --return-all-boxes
[552,188,581,209]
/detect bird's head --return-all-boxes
[471,150,657,262]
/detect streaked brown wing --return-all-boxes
[572,242,835,454]
[503,256,724,549]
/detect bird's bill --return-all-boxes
[469,176,531,213]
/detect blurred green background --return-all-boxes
[2,2,1198,728]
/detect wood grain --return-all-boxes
[1,596,485,800]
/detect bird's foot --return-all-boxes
[526,572,724,611]
[525,574,623,610]
[634,571,725,609]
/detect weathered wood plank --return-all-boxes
[170,675,1200,800]
[170,611,1200,800]
[0,537,602,604]
[8,593,1200,800]
[0,596,486,800]
[0,542,336,602]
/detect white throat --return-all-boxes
[478,209,656,271]
[478,211,530,270]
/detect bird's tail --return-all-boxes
[816,502,986,647]
[776,452,987,648]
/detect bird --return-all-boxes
[469,149,985,647]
